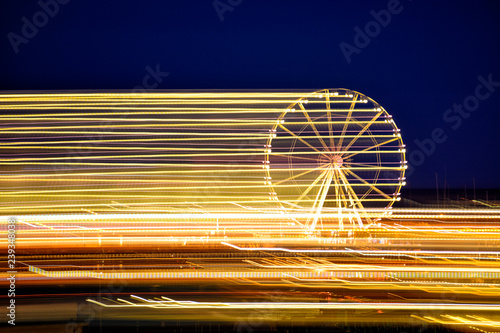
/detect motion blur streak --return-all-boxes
[2,209,500,331]
[1,90,499,332]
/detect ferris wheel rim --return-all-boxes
[264,88,406,228]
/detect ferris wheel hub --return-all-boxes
[332,155,344,168]
[319,152,344,168]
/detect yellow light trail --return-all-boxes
[86,297,500,311]
[4,90,499,331]
[0,89,405,220]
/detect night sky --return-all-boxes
[1,0,499,189]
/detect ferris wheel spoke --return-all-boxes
[337,168,365,211]
[344,168,393,200]
[332,174,347,229]
[278,124,323,154]
[338,171,369,228]
[339,174,358,209]
[308,167,334,230]
[332,173,348,208]
[343,137,399,160]
[298,102,330,151]
[337,94,358,150]
[325,91,335,150]
[273,164,325,185]
[332,175,341,207]
[344,111,383,151]
[296,169,328,204]
[310,169,330,210]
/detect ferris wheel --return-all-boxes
[265,89,406,230]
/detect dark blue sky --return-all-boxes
[1,0,499,188]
